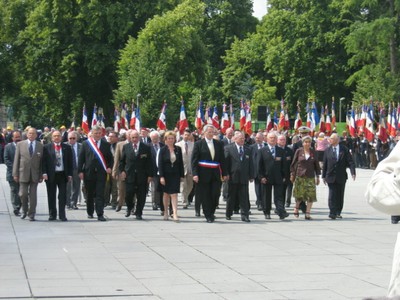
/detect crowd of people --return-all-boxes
[5,122,398,223]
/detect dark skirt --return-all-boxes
[161,171,180,194]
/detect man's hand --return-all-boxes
[79,172,84,180]
[193,175,199,183]
[120,171,126,181]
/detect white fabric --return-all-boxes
[365,142,400,215]
[389,233,400,297]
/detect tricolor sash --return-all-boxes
[198,161,220,168]
[87,137,108,171]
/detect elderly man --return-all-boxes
[322,133,356,219]
[175,129,194,209]
[13,127,44,221]
[66,131,82,210]
[78,125,113,221]
[192,124,227,223]
[258,131,289,220]
[148,130,164,211]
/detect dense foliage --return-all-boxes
[0,0,399,128]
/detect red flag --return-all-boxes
[239,100,246,131]
[81,105,90,134]
[220,103,230,134]
[91,105,98,128]
[212,106,220,129]
[156,101,167,130]
[179,101,189,134]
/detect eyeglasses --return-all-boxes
[69,137,76,140]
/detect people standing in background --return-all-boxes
[4,130,22,216]
[66,131,81,210]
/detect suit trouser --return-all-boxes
[254,179,262,206]
[262,183,285,216]
[8,180,21,211]
[67,169,81,207]
[116,179,126,207]
[19,181,38,218]
[104,176,118,206]
[282,182,293,204]
[125,182,147,216]
[328,182,346,215]
[150,176,162,208]
[46,172,67,219]
[84,176,106,217]
[196,180,221,219]
[181,174,193,206]
[226,182,250,217]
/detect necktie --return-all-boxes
[29,142,33,157]
[185,142,188,155]
[333,147,337,160]
[239,146,244,161]
[133,143,138,151]
[54,144,61,151]
[258,144,262,149]
[271,147,275,158]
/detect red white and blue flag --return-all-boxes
[157,101,167,130]
[178,101,189,134]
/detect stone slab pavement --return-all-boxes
[0,164,397,300]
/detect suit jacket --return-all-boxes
[175,140,193,175]
[112,140,128,179]
[222,137,233,146]
[66,142,81,171]
[258,144,287,185]
[4,142,17,181]
[78,139,113,180]
[148,142,164,177]
[322,144,356,184]
[158,145,184,178]
[119,142,153,184]
[225,143,254,184]
[12,140,43,183]
[280,145,294,182]
[191,138,227,183]
[42,143,73,182]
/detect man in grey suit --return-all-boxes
[66,131,81,209]
[4,130,22,216]
[12,127,44,221]
[175,129,194,209]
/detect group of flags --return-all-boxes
[347,102,400,143]
[76,98,400,143]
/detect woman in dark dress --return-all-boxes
[158,131,184,222]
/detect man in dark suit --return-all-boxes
[119,130,153,220]
[250,132,266,210]
[78,125,113,221]
[4,130,22,216]
[278,134,294,208]
[258,131,289,220]
[221,128,234,203]
[224,131,254,222]
[322,133,356,219]
[66,131,81,210]
[42,130,73,221]
[192,124,228,223]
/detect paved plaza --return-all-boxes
[0,164,398,300]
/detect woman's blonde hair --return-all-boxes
[164,130,176,141]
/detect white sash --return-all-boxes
[87,137,107,171]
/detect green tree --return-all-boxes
[116,0,208,128]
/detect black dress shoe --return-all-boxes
[14,210,21,216]
[60,217,68,222]
[328,214,337,220]
[125,211,131,218]
[87,214,94,219]
[279,212,289,220]
[29,217,35,221]
[98,216,106,221]
[136,215,143,220]
[195,212,200,217]
[285,202,291,208]
[225,216,231,220]
[115,206,122,212]
[183,205,188,209]
[48,216,56,221]
[392,220,399,224]
[336,215,343,219]
[206,218,213,223]
[257,206,263,211]
[265,214,271,220]
[241,216,250,223]
[234,210,239,214]
[73,206,79,210]
[21,213,27,219]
